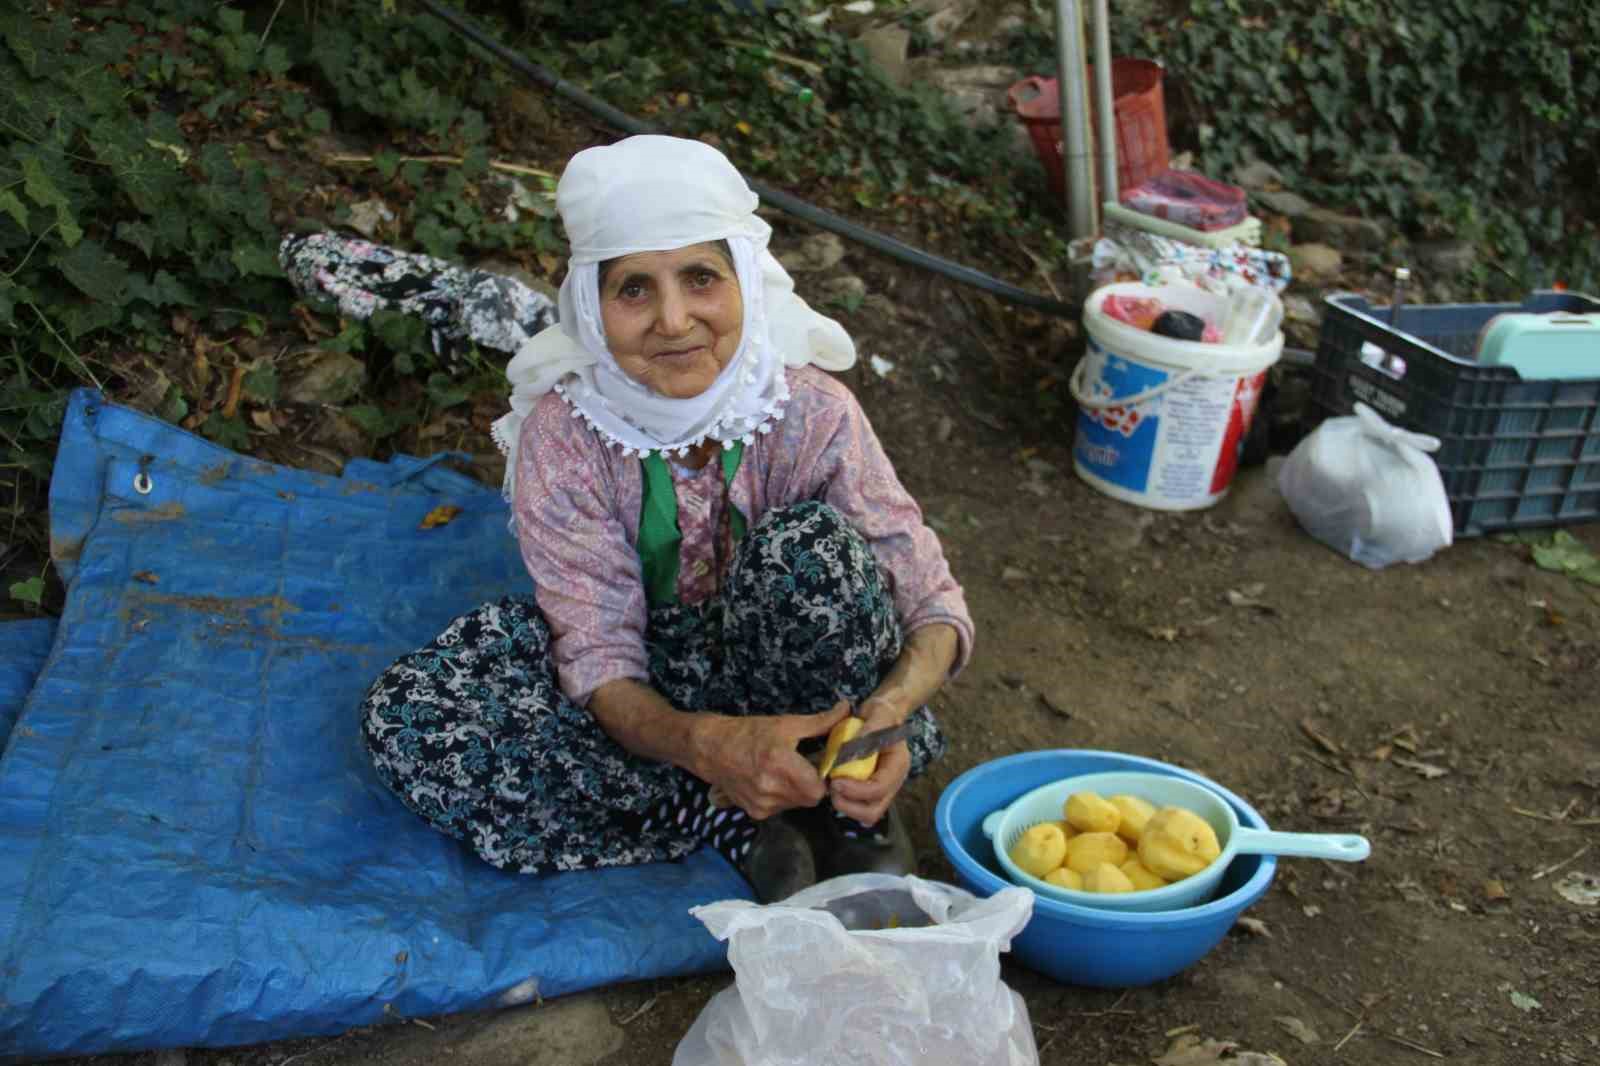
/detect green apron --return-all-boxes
[637,442,747,607]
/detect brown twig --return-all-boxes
[618,994,660,1026]
[1531,843,1592,882]
[1333,1018,1364,1052]
[1306,752,1354,778]
[276,1032,349,1066]
[322,153,555,180]
[1276,973,1444,1059]
[1013,239,1063,301]
[1509,805,1597,825]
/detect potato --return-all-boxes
[1119,857,1169,891]
[1109,794,1157,844]
[1010,822,1069,878]
[1054,819,1079,841]
[1044,866,1084,891]
[1063,791,1122,834]
[1083,862,1136,893]
[817,716,878,780]
[1063,831,1129,874]
[1138,806,1223,881]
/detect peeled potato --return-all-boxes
[1010,822,1069,878]
[1053,819,1080,841]
[1063,830,1129,874]
[1083,862,1137,894]
[1119,857,1169,891]
[817,716,878,780]
[1138,806,1223,881]
[1109,794,1157,844]
[1044,866,1084,891]
[1063,791,1122,834]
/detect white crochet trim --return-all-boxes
[550,372,791,459]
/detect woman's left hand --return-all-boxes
[826,695,910,826]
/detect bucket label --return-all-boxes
[1074,343,1168,493]
[1075,337,1267,505]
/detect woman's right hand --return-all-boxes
[691,700,852,820]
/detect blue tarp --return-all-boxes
[0,618,55,753]
[0,389,748,1059]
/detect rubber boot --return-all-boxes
[738,816,817,903]
[814,803,916,881]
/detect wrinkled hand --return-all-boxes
[695,701,852,820]
[827,696,910,827]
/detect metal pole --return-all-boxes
[1091,0,1117,209]
[1052,0,1097,239]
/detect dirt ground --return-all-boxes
[51,229,1599,1066]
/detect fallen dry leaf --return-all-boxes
[419,504,463,530]
[1273,1015,1320,1044]
[1299,717,1345,755]
[1038,691,1073,718]
[1235,915,1271,937]
[1225,587,1276,613]
[1483,879,1510,901]
[1394,876,1429,903]
[1392,755,1450,779]
[1153,1035,1289,1066]
[1153,1035,1237,1066]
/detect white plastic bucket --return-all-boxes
[1071,282,1283,510]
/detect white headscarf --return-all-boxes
[491,135,856,499]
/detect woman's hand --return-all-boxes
[826,695,910,827]
[691,700,852,820]
[825,624,958,827]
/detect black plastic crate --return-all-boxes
[1308,290,1600,537]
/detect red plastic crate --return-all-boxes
[1007,59,1169,202]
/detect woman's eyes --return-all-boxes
[613,270,719,301]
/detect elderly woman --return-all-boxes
[360,135,972,902]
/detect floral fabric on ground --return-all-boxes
[278,232,557,365]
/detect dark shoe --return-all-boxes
[814,804,916,881]
[738,816,818,903]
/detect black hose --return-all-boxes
[418,0,1079,320]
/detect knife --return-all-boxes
[821,721,910,768]
[708,718,910,808]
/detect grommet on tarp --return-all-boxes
[133,455,154,496]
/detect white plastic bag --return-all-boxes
[673,874,1038,1066]
[1278,402,1453,568]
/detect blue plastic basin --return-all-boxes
[934,750,1277,988]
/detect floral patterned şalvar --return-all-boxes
[360,503,948,873]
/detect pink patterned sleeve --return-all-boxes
[771,370,975,675]
[512,395,650,705]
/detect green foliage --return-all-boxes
[1002,0,1600,294]
[506,0,1051,245]
[0,1,294,492]
[9,576,43,608]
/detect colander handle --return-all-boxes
[981,811,1005,841]
[1230,828,1371,862]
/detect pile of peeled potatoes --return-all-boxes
[1009,790,1223,894]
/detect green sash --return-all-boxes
[637,442,747,607]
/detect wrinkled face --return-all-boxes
[598,242,744,400]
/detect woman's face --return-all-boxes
[599,242,743,400]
